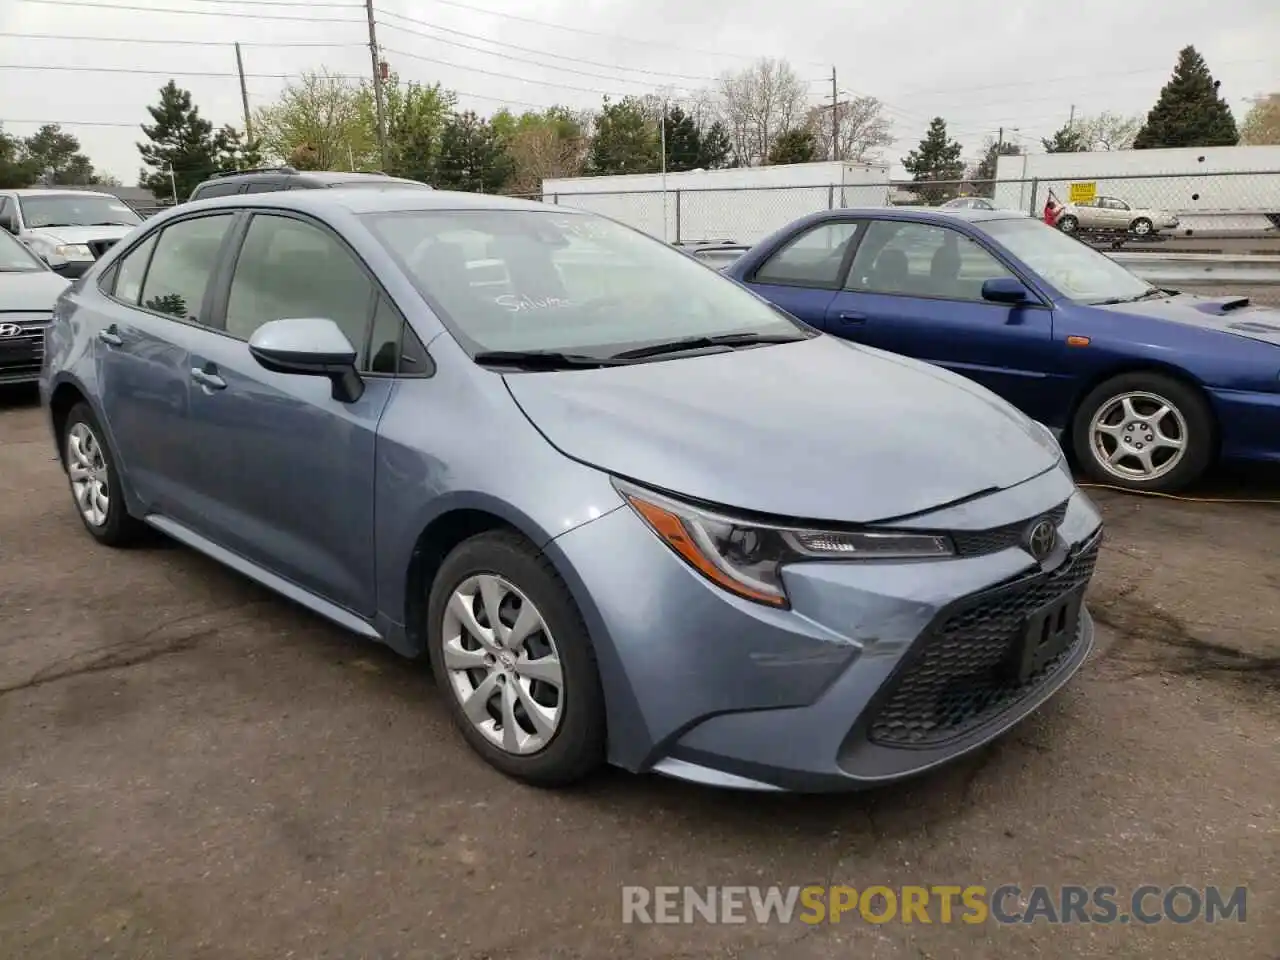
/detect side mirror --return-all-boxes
[248,317,365,403]
[982,277,1032,304]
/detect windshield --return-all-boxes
[982,217,1154,303]
[17,193,142,229]
[0,230,44,271]
[363,209,803,356]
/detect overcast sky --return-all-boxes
[1,0,1276,184]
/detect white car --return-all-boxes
[0,189,143,278]
[0,228,70,385]
[1056,196,1179,237]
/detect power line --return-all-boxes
[378,0,823,66]
[0,31,365,48]
[378,17,719,85]
[15,0,363,23]
[380,47,622,97]
[0,63,367,81]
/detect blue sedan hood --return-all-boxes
[503,336,1061,524]
[1093,293,1280,346]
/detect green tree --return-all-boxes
[138,81,220,201]
[254,69,376,172]
[436,111,512,193]
[902,117,964,204]
[697,120,732,169]
[0,128,36,188]
[661,105,702,172]
[973,138,1022,191]
[1133,46,1238,149]
[767,127,818,164]
[1041,122,1088,153]
[381,76,456,182]
[1240,93,1280,145]
[588,96,658,175]
[213,125,262,172]
[22,124,99,185]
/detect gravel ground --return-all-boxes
[0,389,1276,960]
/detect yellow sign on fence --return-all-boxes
[1069,181,1097,204]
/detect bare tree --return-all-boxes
[805,95,894,163]
[1240,93,1280,145]
[506,125,587,194]
[716,58,810,165]
[1076,111,1143,151]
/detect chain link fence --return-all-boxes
[509,170,1280,246]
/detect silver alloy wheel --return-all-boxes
[1088,390,1188,482]
[1058,216,1077,233]
[67,421,110,527]
[440,573,565,755]
[1132,219,1152,236]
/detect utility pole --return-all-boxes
[365,0,389,171]
[830,67,840,161]
[234,42,253,141]
[996,126,1003,151]
[1067,104,1075,130]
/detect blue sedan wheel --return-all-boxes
[1072,373,1215,492]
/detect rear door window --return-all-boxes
[137,214,237,324]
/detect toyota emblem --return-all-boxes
[0,322,22,338]
[1025,518,1057,561]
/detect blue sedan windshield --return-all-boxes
[982,217,1155,303]
[363,209,802,355]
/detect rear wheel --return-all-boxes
[62,402,147,545]
[1071,373,1214,492]
[1057,214,1078,234]
[425,531,606,786]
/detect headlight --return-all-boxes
[615,479,954,608]
[53,243,95,261]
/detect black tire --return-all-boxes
[1057,215,1078,233]
[62,402,147,546]
[1071,372,1215,493]
[425,530,606,787]
[1130,217,1153,237]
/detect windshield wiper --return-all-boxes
[473,349,627,370]
[1094,288,1167,305]
[609,331,806,361]
[86,221,135,226]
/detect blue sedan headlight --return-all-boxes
[614,479,955,608]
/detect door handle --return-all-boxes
[836,311,868,324]
[98,325,123,347]
[190,366,227,391]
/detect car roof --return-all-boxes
[793,206,1029,228]
[169,187,582,220]
[2,188,118,198]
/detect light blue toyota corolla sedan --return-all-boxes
[40,189,1103,792]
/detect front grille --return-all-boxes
[867,534,1100,748]
[0,317,48,383]
[87,239,119,259]
[952,500,1069,557]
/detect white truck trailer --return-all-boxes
[542,161,891,245]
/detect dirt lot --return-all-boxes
[1,387,1276,960]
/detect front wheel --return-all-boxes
[1130,217,1153,237]
[1071,373,1215,492]
[1057,215,1078,234]
[425,531,606,787]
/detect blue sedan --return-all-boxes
[725,208,1280,491]
[41,188,1101,792]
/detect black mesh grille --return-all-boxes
[0,322,46,383]
[952,501,1069,557]
[867,535,1099,748]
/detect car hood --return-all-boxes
[1094,293,1280,347]
[0,269,71,310]
[23,224,134,244]
[503,336,1062,524]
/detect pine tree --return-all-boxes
[661,105,702,172]
[973,139,1022,193]
[767,128,818,164]
[902,117,964,204]
[435,111,512,193]
[212,125,263,173]
[137,81,220,201]
[1133,46,1238,149]
[697,120,732,169]
[1041,122,1088,153]
[588,96,658,174]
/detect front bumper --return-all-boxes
[548,463,1103,792]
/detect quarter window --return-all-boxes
[225,214,375,365]
[752,221,860,287]
[844,220,1014,302]
[137,214,235,323]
